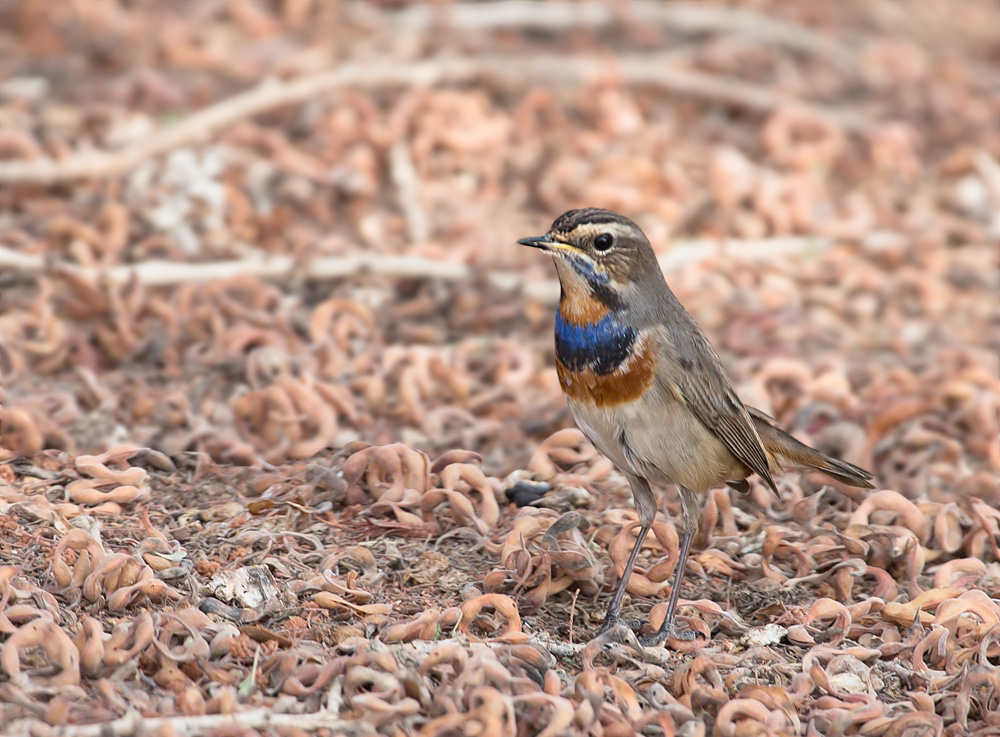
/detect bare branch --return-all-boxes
[0,55,874,185]
[0,248,467,286]
[390,141,431,244]
[358,1,857,69]
[0,235,833,307]
[22,708,367,737]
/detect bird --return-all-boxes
[518,208,875,646]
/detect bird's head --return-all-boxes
[518,208,660,311]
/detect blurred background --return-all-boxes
[0,1,999,732]
[1,0,995,474]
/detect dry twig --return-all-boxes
[17,709,366,737]
[0,55,874,185]
[357,1,857,70]
[0,235,833,305]
[390,141,431,244]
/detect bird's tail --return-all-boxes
[748,406,876,489]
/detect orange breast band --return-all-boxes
[558,292,611,326]
[556,333,657,408]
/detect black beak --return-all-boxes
[517,235,552,250]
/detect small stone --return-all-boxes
[742,623,787,647]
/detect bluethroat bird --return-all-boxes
[518,208,875,646]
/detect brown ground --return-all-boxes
[1,1,999,736]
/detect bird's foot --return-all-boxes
[597,614,645,637]
[591,619,646,655]
[638,620,697,647]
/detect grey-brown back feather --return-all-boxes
[617,247,779,494]
[641,303,779,495]
[610,230,776,497]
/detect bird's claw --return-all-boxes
[638,621,697,647]
[597,614,697,650]
[597,615,644,637]
[592,620,646,654]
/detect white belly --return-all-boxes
[567,389,739,493]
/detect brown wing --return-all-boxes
[652,325,778,493]
[681,379,779,493]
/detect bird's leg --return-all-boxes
[640,485,700,645]
[598,475,659,636]
[639,529,696,645]
[597,522,649,635]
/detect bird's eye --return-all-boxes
[593,233,614,251]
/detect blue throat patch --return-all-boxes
[555,311,637,375]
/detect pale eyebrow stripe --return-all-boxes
[568,221,630,241]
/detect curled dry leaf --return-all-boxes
[459,594,528,644]
[312,592,392,621]
[1,618,80,689]
[846,490,931,544]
